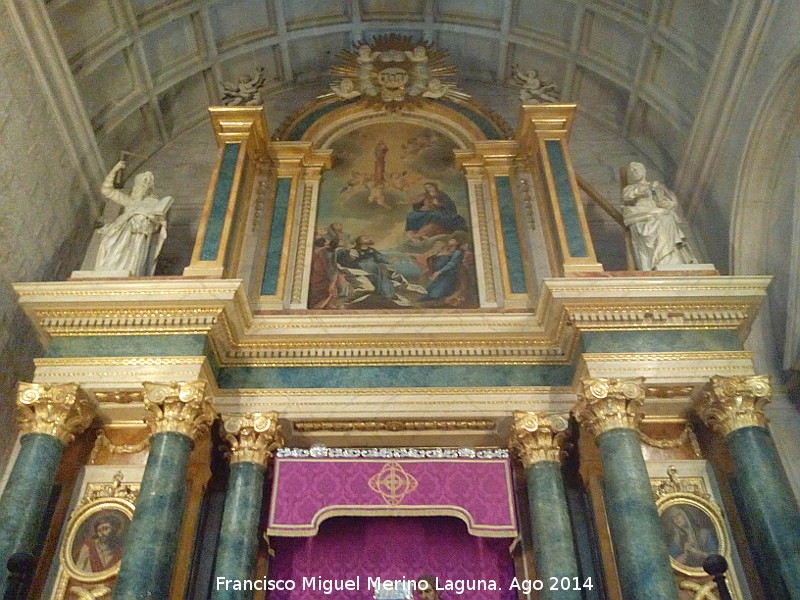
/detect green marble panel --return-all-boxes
[200,143,241,261]
[0,434,64,597]
[581,329,741,353]
[217,363,574,389]
[46,334,208,358]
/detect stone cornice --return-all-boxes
[13,276,769,367]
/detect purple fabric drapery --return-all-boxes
[268,458,517,538]
[269,516,517,600]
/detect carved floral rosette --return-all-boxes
[222,412,284,466]
[16,382,95,445]
[573,377,646,436]
[510,411,570,465]
[141,381,215,440]
[695,375,771,436]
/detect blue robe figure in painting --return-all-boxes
[423,238,464,301]
[406,182,467,240]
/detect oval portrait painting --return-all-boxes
[68,506,130,578]
[659,503,720,570]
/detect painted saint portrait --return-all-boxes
[659,503,720,570]
[69,508,129,577]
[309,122,478,309]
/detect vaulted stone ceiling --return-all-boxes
[46,0,734,172]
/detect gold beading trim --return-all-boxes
[472,180,497,304]
[142,381,216,441]
[290,182,314,305]
[222,412,283,466]
[510,411,570,465]
[16,382,95,445]
[695,375,771,436]
[573,377,645,436]
[293,419,495,433]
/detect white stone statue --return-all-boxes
[95,160,173,276]
[622,162,697,270]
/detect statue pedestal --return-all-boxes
[70,269,132,279]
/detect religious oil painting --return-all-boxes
[309,121,479,309]
[659,501,721,573]
[63,500,132,582]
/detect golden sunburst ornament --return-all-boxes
[322,34,469,109]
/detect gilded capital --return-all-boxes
[142,381,216,441]
[510,411,570,465]
[222,412,284,466]
[16,382,95,445]
[574,377,646,436]
[695,375,771,436]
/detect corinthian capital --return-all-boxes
[16,382,95,445]
[510,411,570,465]
[574,377,646,436]
[142,381,216,441]
[695,375,771,436]
[222,412,283,466]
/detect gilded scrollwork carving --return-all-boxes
[141,381,216,440]
[510,411,570,465]
[573,377,646,436]
[222,412,284,466]
[16,382,95,445]
[695,375,771,436]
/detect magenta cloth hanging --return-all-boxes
[267,456,518,538]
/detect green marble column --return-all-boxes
[697,375,800,599]
[211,413,282,600]
[113,381,215,600]
[0,382,94,597]
[575,378,679,600]
[512,412,581,600]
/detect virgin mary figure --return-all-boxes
[405,182,467,239]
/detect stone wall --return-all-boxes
[0,3,95,472]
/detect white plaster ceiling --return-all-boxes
[45,0,734,174]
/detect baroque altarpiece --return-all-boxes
[2,38,799,600]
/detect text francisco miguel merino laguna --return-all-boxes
[215,575,593,594]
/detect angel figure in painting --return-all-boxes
[95,161,173,276]
[622,162,697,270]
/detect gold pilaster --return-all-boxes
[185,106,270,278]
[574,377,646,436]
[695,375,771,436]
[16,382,95,445]
[516,104,603,276]
[142,381,216,441]
[221,412,283,466]
[510,411,570,465]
